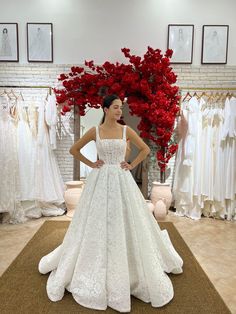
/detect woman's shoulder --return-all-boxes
[126,125,135,134]
[83,126,96,140]
[87,126,96,132]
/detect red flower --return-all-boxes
[121,47,131,58]
[111,83,121,93]
[165,49,173,58]
[58,73,68,81]
[62,105,71,113]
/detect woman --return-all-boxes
[38,94,183,312]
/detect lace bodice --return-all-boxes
[95,126,127,164]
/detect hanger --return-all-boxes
[4,89,12,98]
[200,91,207,99]
[217,92,225,102]
[225,91,232,99]
[20,92,24,101]
[212,92,220,103]
[10,89,17,99]
[0,89,8,96]
[193,91,200,99]
[207,91,214,102]
[182,91,192,102]
[16,92,25,101]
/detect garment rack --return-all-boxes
[0,85,52,94]
[180,86,236,91]
[177,86,236,114]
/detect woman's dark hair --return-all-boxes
[3,28,8,34]
[100,94,120,124]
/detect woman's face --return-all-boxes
[3,28,7,34]
[105,99,123,121]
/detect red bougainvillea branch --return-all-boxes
[54,46,180,172]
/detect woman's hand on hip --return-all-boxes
[92,160,105,168]
[120,161,133,171]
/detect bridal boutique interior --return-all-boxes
[0,0,236,313]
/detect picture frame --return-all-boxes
[27,23,53,62]
[201,25,229,64]
[0,23,19,62]
[167,24,194,64]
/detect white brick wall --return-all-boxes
[1,63,236,189]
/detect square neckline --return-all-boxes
[96,125,126,141]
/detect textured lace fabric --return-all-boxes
[95,125,127,164]
[39,125,183,312]
[0,96,24,223]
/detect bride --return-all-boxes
[38,94,183,312]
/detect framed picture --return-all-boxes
[0,23,19,62]
[167,24,194,64]
[201,25,229,64]
[27,23,53,62]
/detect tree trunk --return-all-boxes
[160,170,166,183]
[73,105,80,180]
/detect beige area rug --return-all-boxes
[0,221,230,313]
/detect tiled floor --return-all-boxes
[0,211,235,313]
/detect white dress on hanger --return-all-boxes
[222,97,236,139]
[192,97,204,200]
[200,106,214,201]
[173,97,201,219]
[0,96,25,223]
[182,97,199,167]
[45,94,58,150]
[221,97,236,201]
[221,97,236,219]
[35,101,64,204]
[173,101,191,217]
[38,125,183,313]
[16,100,35,201]
[212,108,225,203]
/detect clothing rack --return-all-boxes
[0,85,52,94]
[179,86,236,92]
[179,86,236,99]
[177,86,236,114]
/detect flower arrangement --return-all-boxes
[55,46,180,178]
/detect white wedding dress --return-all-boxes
[16,101,35,201]
[0,96,25,223]
[38,125,183,312]
[35,101,64,204]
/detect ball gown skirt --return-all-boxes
[38,126,183,312]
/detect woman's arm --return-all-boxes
[125,139,131,161]
[69,127,104,168]
[121,127,150,170]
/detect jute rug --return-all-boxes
[0,221,230,314]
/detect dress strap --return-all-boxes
[95,126,100,141]
[123,125,127,140]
